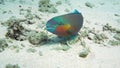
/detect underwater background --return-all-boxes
[0,0,120,68]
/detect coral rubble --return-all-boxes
[114,33,120,41]
[5,21,27,41]
[103,23,116,32]
[0,38,8,52]
[108,40,120,46]
[93,33,108,44]
[38,0,58,13]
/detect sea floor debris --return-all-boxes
[28,31,48,45]
[38,0,58,13]
[103,23,116,33]
[5,21,27,41]
[93,33,108,44]
[5,64,20,68]
[114,33,120,41]
[27,48,37,53]
[108,40,120,46]
[52,44,71,51]
[0,38,8,52]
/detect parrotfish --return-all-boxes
[46,9,83,39]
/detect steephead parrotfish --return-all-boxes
[46,9,83,39]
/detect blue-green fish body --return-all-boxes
[46,9,83,37]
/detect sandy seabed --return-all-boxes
[0,0,120,68]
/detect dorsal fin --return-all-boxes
[73,9,80,14]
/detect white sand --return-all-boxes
[0,0,120,68]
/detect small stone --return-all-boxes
[79,48,90,58]
[19,5,22,8]
[85,2,95,8]
[114,14,120,16]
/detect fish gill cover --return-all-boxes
[46,9,83,40]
